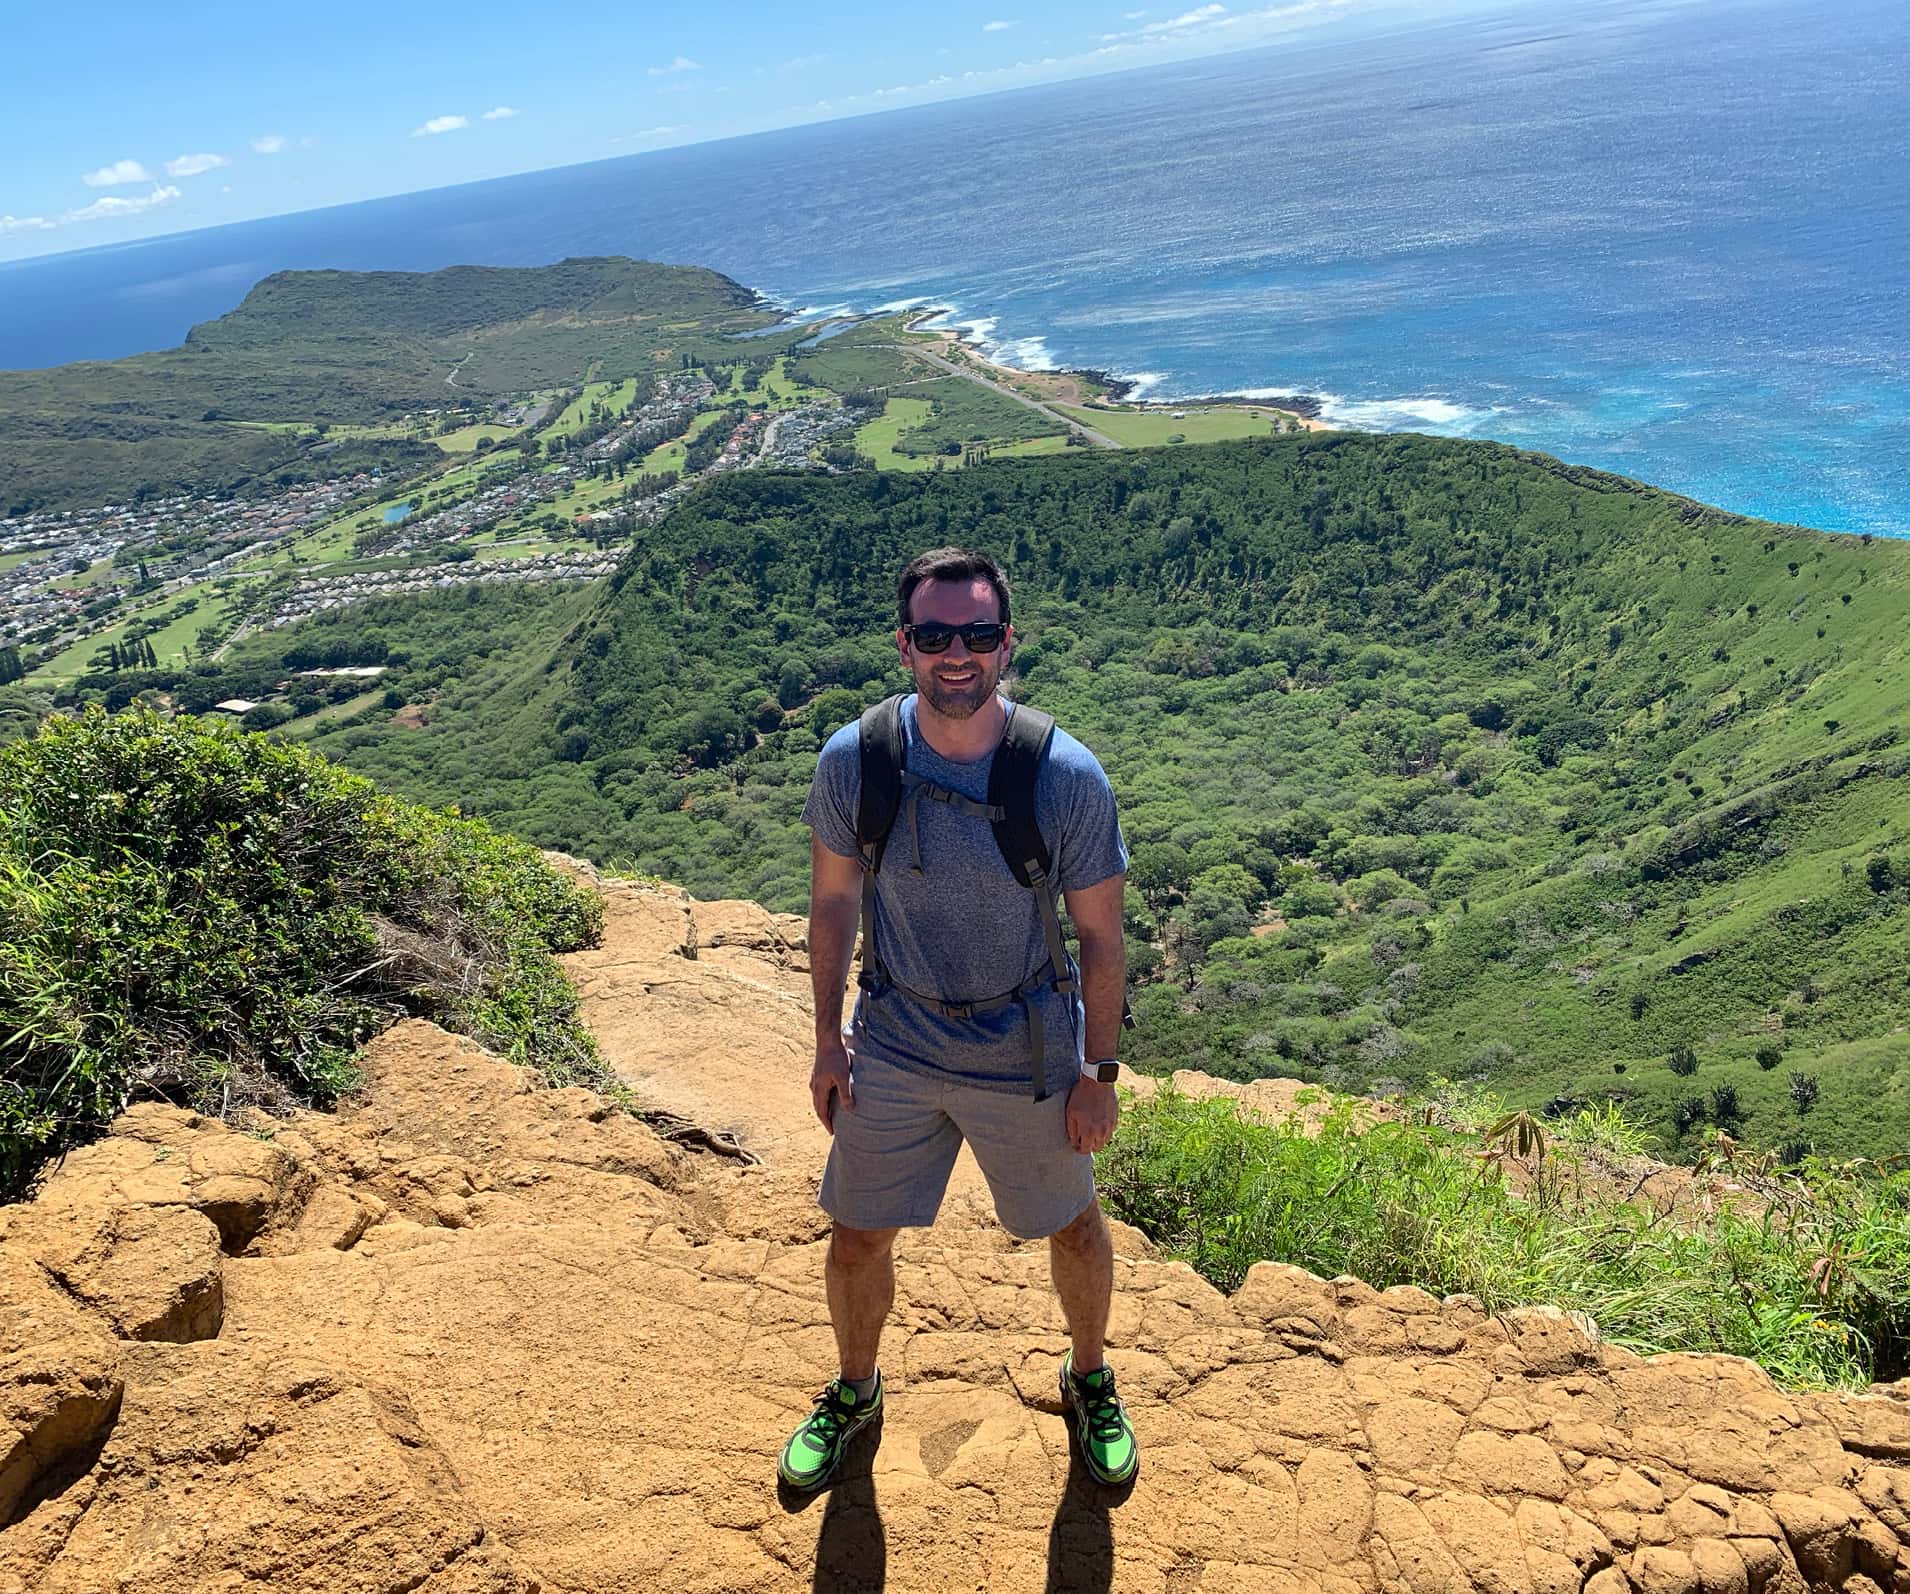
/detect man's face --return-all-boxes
[898,575,1013,720]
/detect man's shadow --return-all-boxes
[1045,1444,1135,1594]
[779,1410,888,1594]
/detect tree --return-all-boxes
[1129,842,1190,909]
[1709,1083,1740,1123]
[1868,856,1897,893]
[1629,991,1648,1021]
[1667,1046,1698,1078]
[0,646,21,686]
[1755,1043,1782,1071]
[1789,1073,1820,1117]
[1672,1096,1707,1135]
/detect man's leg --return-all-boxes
[827,1221,899,1381]
[1048,1198,1113,1373]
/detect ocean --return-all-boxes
[3,0,1905,535]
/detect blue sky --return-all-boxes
[0,0,1530,263]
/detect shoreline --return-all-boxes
[896,307,1338,433]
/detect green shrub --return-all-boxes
[1101,1084,1910,1388]
[0,708,606,1196]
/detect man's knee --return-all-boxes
[1048,1198,1107,1254]
[829,1222,899,1268]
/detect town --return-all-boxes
[0,365,860,685]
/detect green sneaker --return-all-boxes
[1059,1353,1138,1485]
[777,1374,883,1490]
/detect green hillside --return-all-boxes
[0,257,781,513]
[250,432,1909,1157]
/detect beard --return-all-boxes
[915,655,999,719]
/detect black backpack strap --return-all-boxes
[986,705,1078,1098]
[987,703,1056,887]
[855,694,907,873]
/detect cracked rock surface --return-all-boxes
[3,875,1908,1592]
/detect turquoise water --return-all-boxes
[382,503,413,523]
[2,0,1904,534]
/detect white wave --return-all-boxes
[1320,394,1492,432]
[871,294,934,313]
[995,335,1058,372]
[1201,384,1319,402]
[1118,371,1170,399]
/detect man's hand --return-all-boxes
[811,1031,856,1134]
[1066,1077,1119,1154]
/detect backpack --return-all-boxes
[850,693,1127,1100]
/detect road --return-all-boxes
[892,342,1123,450]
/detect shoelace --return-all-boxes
[1073,1373,1126,1442]
[805,1384,862,1442]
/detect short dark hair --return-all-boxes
[896,547,1012,630]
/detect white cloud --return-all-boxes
[984,18,1018,30]
[779,52,827,71]
[64,185,184,225]
[4,182,186,236]
[251,134,288,154]
[163,152,230,178]
[412,114,469,136]
[633,124,689,140]
[648,56,700,76]
[1102,3,1226,39]
[1124,8,1148,16]
[788,0,1354,122]
[482,105,520,120]
[82,159,152,188]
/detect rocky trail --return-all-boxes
[5,874,1910,1592]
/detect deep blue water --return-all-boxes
[3,0,1905,535]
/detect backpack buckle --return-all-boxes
[942,1000,975,1020]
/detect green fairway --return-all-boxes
[1053,403,1303,448]
[742,356,831,410]
[433,421,522,454]
[854,397,937,470]
[0,548,47,574]
[544,380,639,440]
[29,578,249,681]
[640,410,727,477]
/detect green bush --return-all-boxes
[0,708,606,1196]
[1101,1084,1910,1389]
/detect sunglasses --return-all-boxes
[904,622,1007,654]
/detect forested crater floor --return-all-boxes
[5,873,1910,1593]
[280,434,1910,1161]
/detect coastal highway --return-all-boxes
[890,342,1122,450]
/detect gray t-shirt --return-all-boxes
[803,694,1129,1095]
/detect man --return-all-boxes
[780,545,1137,1493]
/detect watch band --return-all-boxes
[1080,1059,1120,1083]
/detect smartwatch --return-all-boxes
[1080,1059,1120,1084]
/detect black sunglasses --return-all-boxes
[904,622,1007,654]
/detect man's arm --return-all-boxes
[809,835,865,1132]
[1061,872,1127,1153]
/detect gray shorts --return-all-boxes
[818,1054,1096,1241]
